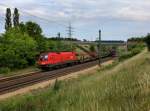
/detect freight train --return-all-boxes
[38,50,115,70]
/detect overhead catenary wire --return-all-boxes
[0,3,78,38]
[0,3,67,27]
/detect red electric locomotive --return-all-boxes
[38,52,78,69]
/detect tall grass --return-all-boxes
[0,50,150,111]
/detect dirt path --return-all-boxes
[0,60,114,100]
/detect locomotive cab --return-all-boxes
[38,53,50,68]
[39,54,48,61]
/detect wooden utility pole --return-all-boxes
[98,30,101,66]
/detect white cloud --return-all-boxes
[1,0,36,6]
[0,0,150,39]
[0,6,6,15]
[116,7,150,21]
[113,0,150,21]
[1,0,150,22]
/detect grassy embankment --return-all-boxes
[0,49,150,111]
[0,66,40,78]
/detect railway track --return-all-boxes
[0,57,112,95]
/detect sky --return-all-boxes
[0,0,150,41]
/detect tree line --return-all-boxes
[127,35,150,51]
[5,8,19,30]
[49,37,80,41]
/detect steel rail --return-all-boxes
[0,57,112,95]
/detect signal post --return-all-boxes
[98,30,101,66]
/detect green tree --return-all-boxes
[36,36,49,53]
[89,44,95,52]
[19,22,27,34]
[145,33,150,51]
[5,8,12,31]
[25,21,42,39]
[13,8,19,27]
[24,21,49,53]
[0,28,37,69]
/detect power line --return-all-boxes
[0,3,77,38]
[0,3,67,27]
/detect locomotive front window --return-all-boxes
[40,54,48,61]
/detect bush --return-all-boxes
[119,52,133,61]
[0,67,10,74]
[131,47,141,55]
[0,28,38,69]
[89,44,95,52]
[144,34,150,51]
[119,45,143,61]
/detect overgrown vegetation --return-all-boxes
[118,40,145,61]
[0,28,37,69]
[127,35,150,52]
[144,33,150,51]
[128,36,145,43]
[0,50,150,111]
[89,44,95,52]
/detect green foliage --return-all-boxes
[100,45,113,57]
[25,21,42,39]
[18,21,48,53]
[128,37,145,42]
[89,44,95,52]
[35,36,49,53]
[119,51,133,61]
[19,22,27,33]
[5,8,12,31]
[119,44,144,61]
[0,67,10,74]
[55,41,73,52]
[49,37,79,41]
[13,8,19,27]
[45,39,73,52]
[144,34,150,51]
[128,43,145,51]
[0,28,37,71]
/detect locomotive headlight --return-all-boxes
[44,55,48,59]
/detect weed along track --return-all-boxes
[0,58,112,95]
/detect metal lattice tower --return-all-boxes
[67,22,73,38]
